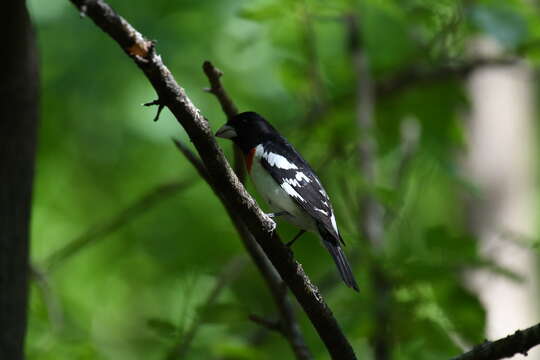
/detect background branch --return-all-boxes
[249,313,283,333]
[203,60,245,184]
[451,323,540,360]
[347,14,391,360]
[30,265,63,331]
[376,58,518,98]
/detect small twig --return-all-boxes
[29,265,64,330]
[43,179,195,272]
[167,256,247,359]
[450,323,540,360]
[249,314,283,333]
[202,61,246,184]
[144,99,165,121]
[202,61,238,119]
[172,139,209,183]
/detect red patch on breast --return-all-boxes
[245,148,256,173]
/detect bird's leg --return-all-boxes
[265,211,290,233]
[266,211,290,218]
[286,230,306,247]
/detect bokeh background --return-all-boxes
[26,0,540,359]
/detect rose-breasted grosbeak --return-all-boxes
[216,111,358,291]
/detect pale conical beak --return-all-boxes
[215,124,237,139]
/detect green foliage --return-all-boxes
[26,0,540,359]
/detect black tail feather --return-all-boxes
[322,241,359,291]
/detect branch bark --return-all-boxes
[451,323,540,360]
[0,1,39,359]
[67,1,356,358]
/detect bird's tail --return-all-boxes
[322,240,359,291]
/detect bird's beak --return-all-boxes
[215,124,237,139]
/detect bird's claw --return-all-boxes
[266,211,290,218]
[265,216,277,233]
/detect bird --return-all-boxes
[215,111,358,291]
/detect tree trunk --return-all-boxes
[466,37,539,359]
[0,1,39,359]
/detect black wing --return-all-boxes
[259,138,358,290]
[258,139,342,245]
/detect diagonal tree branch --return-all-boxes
[29,265,63,330]
[451,323,540,360]
[43,179,195,272]
[67,1,356,358]
[172,139,312,360]
[249,313,283,333]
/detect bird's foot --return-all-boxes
[266,211,290,218]
[285,238,297,247]
[143,98,165,122]
[286,230,306,247]
[265,216,277,233]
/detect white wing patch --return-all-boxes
[330,212,339,235]
[281,182,305,202]
[295,171,311,183]
[314,208,329,216]
[283,178,301,187]
[256,144,298,170]
[282,171,312,188]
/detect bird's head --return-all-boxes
[215,111,277,153]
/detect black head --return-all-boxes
[215,111,278,153]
